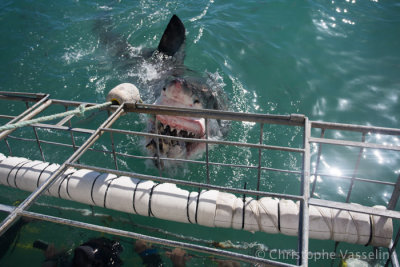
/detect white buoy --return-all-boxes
[106,83,141,105]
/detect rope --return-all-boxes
[0,102,112,132]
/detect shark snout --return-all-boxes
[172,78,183,87]
[162,79,188,102]
[168,79,184,93]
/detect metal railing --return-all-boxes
[0,91,399,266]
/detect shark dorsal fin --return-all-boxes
[157,15,185,57]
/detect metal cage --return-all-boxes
[0,91,399,266]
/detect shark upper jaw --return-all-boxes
[146,117,206,160]
[156,114,205,139]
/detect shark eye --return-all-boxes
[193,99,200,104]
[162,87,166,91]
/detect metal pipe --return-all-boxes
[132,103,305,126]
[298,117,310,266]
[0,115,14,119]
[154,117,162,176]
[31,123,95,134]
[28,97,46,161]
[32,125,45,161]
[346,133,366,203]
[309,137,400,152]
[388,174,400,210]
[256,123,264,200]
[4,138,12,155]
[65,105,79,164]
[205,118,210,184]
[386,239,400,267]
[385,227,400,267]
[310,129,325,197]
[311,172,396,186]
[311,121,400,136]
[107,110,118,170]
[0,91,47,97]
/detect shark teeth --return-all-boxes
[157,122,197,138]
[146,122,199,155]
[146,123,203,159]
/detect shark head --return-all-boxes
[96,14,229,166]
[146,76,221,160]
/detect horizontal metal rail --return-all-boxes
[311,121,400,136]
[0,115,14,120]
[132,103,306,126]
[6,135,112,156]
[312,172,396,186]
[310,137,400,152]
[0,91,47,98]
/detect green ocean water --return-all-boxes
[0,0,399,266]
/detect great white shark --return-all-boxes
[96,15,229,165]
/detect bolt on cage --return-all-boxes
[0,91,399,267]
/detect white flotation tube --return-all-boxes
[0,154,392,247]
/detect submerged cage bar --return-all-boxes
[0,92,399,266]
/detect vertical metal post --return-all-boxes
[385,227,400,267]
[154,118,162,176]
[32,126,45,161]
[310,129,325,197]
[4,138,12,156]
[110,132,118,170]
[205,118,210,184]
[0,104,125,236]
[256,123,264,200]
[26,100,46,162]
[388,174,400,210]
[66,105,79,164]
[108,110,118,170]
[345,132,366,203]
[298,117,310,266]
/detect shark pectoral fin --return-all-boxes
[157,15,185,57]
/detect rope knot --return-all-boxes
[76,104,85,117]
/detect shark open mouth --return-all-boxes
[146,116,206,159]
[156,114,205,137]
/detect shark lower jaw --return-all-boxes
[146,117,206,159]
